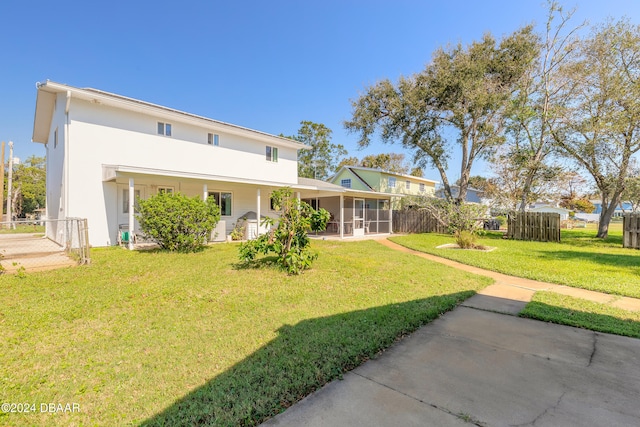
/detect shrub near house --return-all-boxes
[137,192,221,252]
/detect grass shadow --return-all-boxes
[521,300,640,339]
[232,255,280,270]
[140,292,474,426]
[560,230,624,248]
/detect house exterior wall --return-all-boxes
[44,93,69,242]
[353,169,381,190]
[68,99,299,184]
[332,169,371,191]
[378,173,436,196]
[47,97,298,246]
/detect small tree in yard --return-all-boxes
[137,192,221,252]
[239,188,330,274]
[421,198,487,249]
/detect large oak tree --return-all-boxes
[554,19,640,238]
[345,27,538,203]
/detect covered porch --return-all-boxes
[101,168,392,248]
[297,179,392,239]
[102,165,291,249]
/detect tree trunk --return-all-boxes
[597,208,613,239]
[596,191,622,239]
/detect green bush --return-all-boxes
[495,215,507,227]
[137,192,221,252]
[455,230,477,249]
[239,188,330,274]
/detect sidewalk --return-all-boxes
[263,238,640,426]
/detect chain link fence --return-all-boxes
[0,218,90,273]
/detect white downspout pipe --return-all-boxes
[64,91,71,220]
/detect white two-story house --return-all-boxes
[32,81,392,247]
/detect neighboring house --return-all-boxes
[32,82,392,247]
[590,200,634,217]
[530,206,571,221]
[435,185,484,204]
[330,166,438,208]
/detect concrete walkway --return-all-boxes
[263,238,640,426]
[378,239,640,314]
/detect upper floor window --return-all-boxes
[54,128,58,148]
[419,183,426,192]
[157,122,172,136]
[340,179,351,188]
[405,180,411,190]
[388,177,396,188]
[266,146,278,162]
[208,133,219,146]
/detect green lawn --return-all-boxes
[521,292,640,338]
[0,224,45,234]
[390,227,640,298]
[0,240,491,426]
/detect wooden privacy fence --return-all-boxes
[623,213,640,249]
[393,210,448,234]
[507,212,561,242]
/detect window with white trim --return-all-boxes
[157,122,172,136]
[266,146,278,162]
[158,187,174,194]
[340,179,351,188]
[208,133,219,146]
[419,183,426,192]
[388,177,396,188]
[405,180,411,190]
[123,189,141,214]
[209,191,232,216]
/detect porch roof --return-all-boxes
[102,164,298,188]
[102,165,394,199]
[297,177,394,199]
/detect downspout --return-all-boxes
[64,91,71,219]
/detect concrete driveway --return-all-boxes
[263,299,640,426]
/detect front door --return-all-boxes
[353,198,365,236]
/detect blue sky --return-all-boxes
[1,0,638,182]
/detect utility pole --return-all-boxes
[6,141,13,228]
[0,141,4,223]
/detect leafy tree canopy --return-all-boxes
[345,26,538,203]
[284,121,347,181]
[5,155,46,217]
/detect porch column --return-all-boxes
[256,188,261,236]
[339,194,344,239]
[128,177,134,250]
[203,184,208,200]
[388,198,393,235]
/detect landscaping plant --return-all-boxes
[137,191,220,252]
[239,188,329,274]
